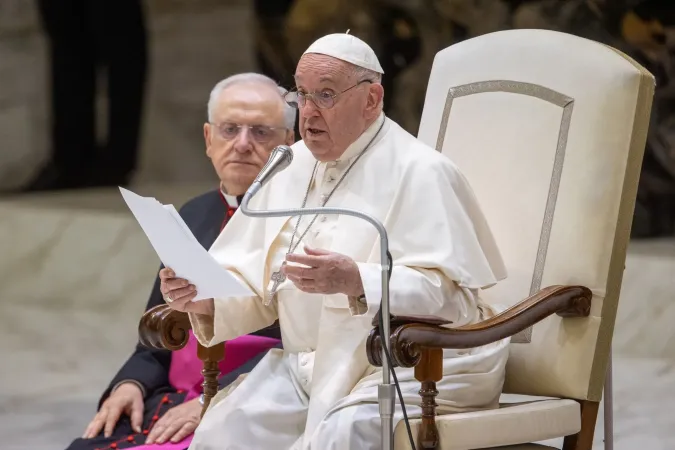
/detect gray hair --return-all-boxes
[351,65,382,84]
[207,73,297,129]
[350,65,383,108]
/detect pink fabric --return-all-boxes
[126,442,192,450]
[169,331,280,398]
[128,331,279,450]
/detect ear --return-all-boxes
[204,123,213,156]
[285,129,296,146]
[366,83,384,117]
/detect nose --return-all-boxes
[233,126,253,152]
[300,98,320,119]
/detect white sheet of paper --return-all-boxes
[119,187,253,300]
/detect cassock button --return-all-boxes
[320,194,329,204]
[320,215,327,222]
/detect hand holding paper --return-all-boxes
[119,187,253,301]
[157,267,215,316]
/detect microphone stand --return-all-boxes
[242,182,395,450]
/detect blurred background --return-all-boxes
[0,0,673,449]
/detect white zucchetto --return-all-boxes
[302,32,384,74]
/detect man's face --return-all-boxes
[204,82,294,195]
[294,54,382,161]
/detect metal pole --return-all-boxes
[604,350,613,450]
[379,242,395,450]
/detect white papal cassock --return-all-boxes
[187,113,510,450]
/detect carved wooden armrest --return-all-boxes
[138,305,224,417]
[365,284,592,450]
[367,285,591,367]
[138,305,192,351]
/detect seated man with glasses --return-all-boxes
[65,73,296,450]
[160,34,507,450]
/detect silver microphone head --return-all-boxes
[254,145,294,186]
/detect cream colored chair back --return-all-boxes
[417,29,654,401]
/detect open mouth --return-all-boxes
[306,128,325,136]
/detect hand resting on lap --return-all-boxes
[145,397,202,444]
[83,382,144,438]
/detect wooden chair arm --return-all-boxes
[137,304,224,417]
[365,285,592,450]
[138,304,192,351]
[366,284,592,368]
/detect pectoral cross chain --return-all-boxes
[263,120,384,306]
[266,262,287,302]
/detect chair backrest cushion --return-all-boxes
[418,29,654,401]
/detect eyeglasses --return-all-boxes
[284,80,373,110]
[210,122,286,143]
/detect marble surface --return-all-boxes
[613,238,675,359]
[0,187,673,449]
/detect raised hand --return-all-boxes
[283,246,364,297]
[159,268,214,316]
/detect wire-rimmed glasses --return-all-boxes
[209,123,287,143]
[284,80,373,109]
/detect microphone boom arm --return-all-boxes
[241,183,396,450]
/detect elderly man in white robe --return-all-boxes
[159,33,510,450]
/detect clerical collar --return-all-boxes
[219,188,239,207]
[333,112,385,163]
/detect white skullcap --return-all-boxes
[302,32,384,74]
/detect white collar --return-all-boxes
[220,188,239,208]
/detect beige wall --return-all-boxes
[0,0,255,190]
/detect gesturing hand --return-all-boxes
[83,382,144,439]
[145,397,202,445]
[159,268,214,316]
[282,246,364,297]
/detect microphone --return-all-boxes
[246,145,293,198]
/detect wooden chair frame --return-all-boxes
[138,306,222,417]
[365,285,598,450]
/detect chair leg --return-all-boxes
[414,348,443,450]
[562,400,600,450]
[197,342,225,417]
[604,351,614,450]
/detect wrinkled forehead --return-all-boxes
[294,53,354,88]
[212,82,285,125]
